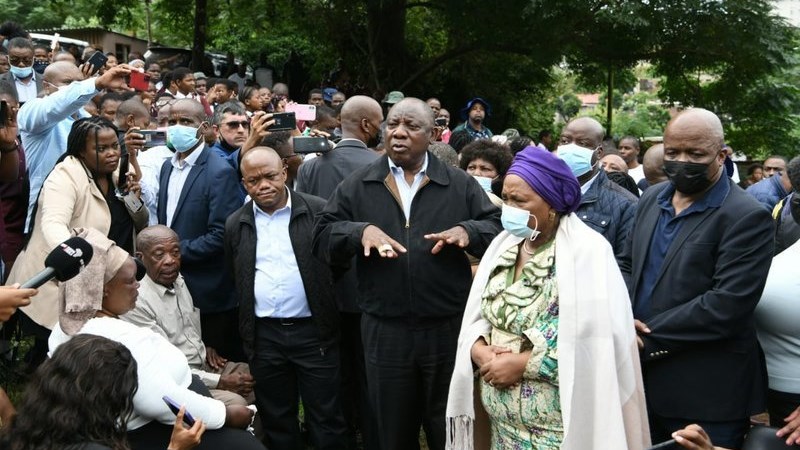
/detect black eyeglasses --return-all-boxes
[223,121,250,130]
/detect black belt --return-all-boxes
[258,316,313,326]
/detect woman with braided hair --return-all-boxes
[7,116,148,361]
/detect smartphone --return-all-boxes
[139,129,168,148]
[293,136,331,154]
[163,396,196,427]
[117,151,130,192]
[129,71,151,91]
[435,117,447,127]
[285,103,316,121]
[268,112,296,131]
[86,52,108,75]
[0,100,7,129]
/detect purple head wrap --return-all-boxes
[506,146,582,214]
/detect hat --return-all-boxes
[502,128,520,140]
[193,72,207,80]
[460,97,492,121]
[59,228,133,335]
[382,91,405,105]
[323,87,338,103]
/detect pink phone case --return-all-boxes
[285,104,317,121]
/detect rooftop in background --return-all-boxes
[29,27,149,63]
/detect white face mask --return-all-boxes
[473,175,493,193]
[556,143,597,177]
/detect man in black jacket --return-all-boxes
[225,147,347,450]
[313,98,502,450]
[620,109,774,449]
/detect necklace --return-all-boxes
[521,238,537,255]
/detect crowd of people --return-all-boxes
[0,20,799,450]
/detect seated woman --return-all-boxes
[0,333,204,450]
[48,228,264,450]
[8,117,148,336]
[459,139,513,207]
[447,146,650,449]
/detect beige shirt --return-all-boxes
[121,274,220,387]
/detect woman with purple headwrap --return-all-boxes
[446,146,650,450]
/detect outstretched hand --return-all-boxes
[424,225,469,254]
[361,224,407,258]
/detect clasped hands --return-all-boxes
[470,339,529,389]
[360,224,469,258]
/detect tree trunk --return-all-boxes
[365,0,408,92]
[191,0,207,72]
[606,64,613,135]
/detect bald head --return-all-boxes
[561,117,605,148]
[601,154,628,174]
[664,108,724,151]
[643,143,667,185]
[241,146,283,170]
[136,225,179,254]
[389,97,435,130]
[43,61,83,84]
[171,98,206,122]
[340,95,383,140]
[115,98,150,129]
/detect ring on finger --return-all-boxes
[378,244,393,253]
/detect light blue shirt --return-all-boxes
[165,143,204,227]
[580,170,601,196]
[388,153,429,221]
[19,77,97,231]
[253,191,312,318]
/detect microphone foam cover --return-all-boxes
[43,237,95,282]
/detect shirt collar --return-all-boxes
[170,142,204,169]
[142,274,184,298]
[253,187,292,217]
[581,170,601,195]
[657,171,730,215]
[388,152,429,175]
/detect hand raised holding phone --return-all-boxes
[167,405,205,450]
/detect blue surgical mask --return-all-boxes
[9,65,33,79]
[167,124,201,153]
[474,175,493,193]
[501,204,541,241]
[557,143,596,177]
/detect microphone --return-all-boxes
[20,237,94,289]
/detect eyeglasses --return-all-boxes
[9,56,33,66]
[223,121,250,130]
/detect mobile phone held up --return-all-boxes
[268,112,296,132]
[86,52,108,76]
[163,396,196,427]
[139,129,168,148]
[129,71,151,91]
[293,136,331,154]
[434,117,447,127]
[285,104,317,121]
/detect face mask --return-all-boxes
[33,60,49,74]
[366,124,382,148]
[662,160,717,195]
[167,124,201,153]
[557,143,596,177]
[501,204,540,241]
[474,175,493,193]
[9,65,33,79]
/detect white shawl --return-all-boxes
[446,214,650,450]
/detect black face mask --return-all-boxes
[33,60,49,74]
[662,160,717,195]
[366,124,382,148]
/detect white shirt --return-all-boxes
[138,145,174,226]
[628,165,645,185]
[253,192,312,318]
[166,143,204,226]
[14,72,38,103]
[388,153,429,221]
[49,317,227,431]
[581,170,601,196]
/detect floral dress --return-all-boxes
[479,240,562,449]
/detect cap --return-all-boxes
[382,91,405,105]
[323,87,337,103]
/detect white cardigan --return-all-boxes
[49,317,227,431]
[446,214,650,450]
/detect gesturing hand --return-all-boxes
[361,224,407,258]
[424,225,469,255]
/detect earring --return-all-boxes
[549,210,556,222]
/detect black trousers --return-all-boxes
[339,311,378,450]
[361,314,461,450]
[768,389,800,427]
[251,317,348,450]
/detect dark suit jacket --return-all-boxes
[0,72,43,103]
[224,190,339,361]
[619,178,775,421]
[157,146,241,313]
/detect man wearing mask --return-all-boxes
[0,38,43,104]
[620,108,774,449]
[557,117,637,264]
[295,95,384,449]
[18,61,130,232]
[156,99,243,361]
